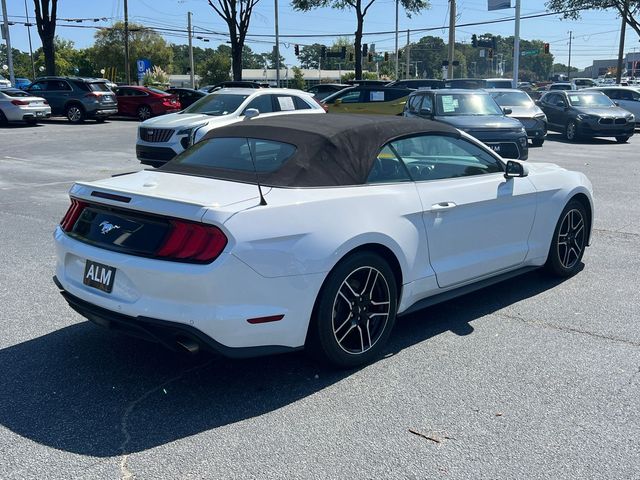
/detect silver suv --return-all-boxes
[25,77,118,123]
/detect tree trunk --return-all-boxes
[42,34,56,76]
[354,11,364,80]
[231,41,243,80]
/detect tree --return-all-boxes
[290,66,306,89]
[292,0,429,80]
[33,0,58,75]
[200,47,232,84]
[207,0,261,80]
[91,23,173,83]
[546,1,640,38]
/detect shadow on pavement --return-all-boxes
[0,269,567,457]
[544,132,621,145]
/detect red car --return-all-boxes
[113,86,181,121]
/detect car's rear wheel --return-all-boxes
[65,104,85,123]
[96,118,106,123]
[137,105,152,121]
[615,135,630,143]
[545,200,588,277]
[532,138,544,147]
[0,110,8,126]
[565,120,578,141]
[307,251,398,368]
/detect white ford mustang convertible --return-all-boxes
[54,114,593,367]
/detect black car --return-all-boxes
[166,87,206,108]
[403,89,528,160]
[205,81,268,93]
[538,90,635,142]
[443,78,487,89]
[305,83,349,101]
[386,78,444,89]
[489,89,547,146]
[345,79,389,86]
[25,76,118,123]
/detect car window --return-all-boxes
[336,90,362,103]
[48,80,72,91]
[390,135,503,181]
[367,145,411,184]
[273,95,297,111]
[88,82,111,92]
[1,89,30,98]
[543,93,559,104]
[28,81,46,91]
[367,90,386,102]
[420,95,433,113]
[617,90,637,101]
[387,89,409,101]
[435,93,503,115]
[491,91,533,107]
[567,93,614,107]
[407,95,423,113]
[244,94,274,114]
[292,96,312,110]
[170,137,296,173]
[184,92,249,115]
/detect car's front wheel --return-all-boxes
[565,120,578,141]
[137,105,152,121]
[307,251,398,368]
[532,138,544,147]
[615,135,630,143]
[545,200,588,277]
[65,104,85,123]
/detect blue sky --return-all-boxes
[3,0,639,69]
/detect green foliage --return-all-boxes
[290,66,306,89]
[340,71,378,81]
[545,0,640,36]
[200,49,232,85]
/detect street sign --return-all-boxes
[373,55,384,62]
[521,49,539,56]
[137,58,151,80]
[488,0,510,10]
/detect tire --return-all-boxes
[565,120,578,141]
[545,200,588,277]
[137,105,152,121]
[96,118,106,124]
[615,135,630,143]
[65,104,85,123]
[307,251,398,369]
[532,138,544,147]
[0,110,8,126]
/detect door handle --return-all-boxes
[431,201,457,211]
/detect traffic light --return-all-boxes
[294,44,299,56]
[349,52,354,61]
[492,36,497,50]
[362,43,368,56]
[488,48,494,59]
[471,34,478,48]
[543,43,550,54]
[384,52,389,62]
[367,52,373,62]
[341,46,347,59]
[398,50,402,60]
[321,45,326,58]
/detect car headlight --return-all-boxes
[519,136,528,147]
[626,113,635,121]
[576,114,595,121]
[176,123,207,136]
[534,113,546,120]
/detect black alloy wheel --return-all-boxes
[615,135,630,143]
[565,120,578,141]
[307,251,398,368]
[137,105,152,121]
[545,200,588,277]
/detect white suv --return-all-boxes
[136,88,325,167]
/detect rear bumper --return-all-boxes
[89,108,118,118]
[54,277,300,358]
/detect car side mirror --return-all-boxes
[504,160,529,179]
[534,99,542,106]
[556,100,566,108]
[243,108,260,119]
[419,107,432,117]
[502,107,512,115]
[614,101,620,106]
[334,98,342,105]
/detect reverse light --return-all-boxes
[156,220,227,263]
[60,199,87,232]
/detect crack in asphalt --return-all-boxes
[498,312,640,348]
[118,359,213,480]
[592,228,639,238]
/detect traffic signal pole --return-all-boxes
[447,0,455,79]
[512,0,521,87]
[275,0,280,86]
[394,0,399,80]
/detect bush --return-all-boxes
[142,65,170,88]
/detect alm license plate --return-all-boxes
[36,111,46,117]
[488,144,501,153]
[83,260,116,293]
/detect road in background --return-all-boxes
[1,120,639,479]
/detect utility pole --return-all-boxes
[512,0,521,87]
[567,30,572,81]
[124,0,131,84]
[24,0,35,80]
[188,12,195,88]
[394,0,399,80]
[447,0,455,80]
[274,0,280,87]
[1,0,15,86]
[405,29,410,79]
[615,1,627,84]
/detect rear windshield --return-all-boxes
[147,87,169,95]
[486,80,513,88]
[1,89,30,97]
[182,93,249,116]
[436,93,503,115]
[89,82,111,92]
[567,93,614,107]
[168,137,296,174]
[490,91,533,107]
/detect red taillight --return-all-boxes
[11,99,30,106]
[60,199,87,232]
[156,220,227,263]
[84,92,100,99]
[43,100,49,105]
[313,97,329,113]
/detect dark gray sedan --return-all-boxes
[490,89,547,146]
[538,90,635,143]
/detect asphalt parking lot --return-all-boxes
[1,119,639,480]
